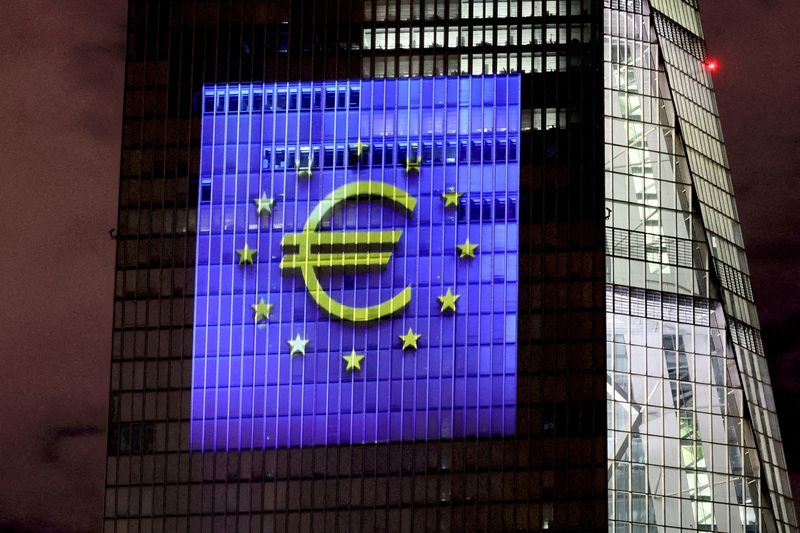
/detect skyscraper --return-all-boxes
[105,1,796,531]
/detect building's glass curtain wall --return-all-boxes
[105,0,794,530]
[604,1,796,531]
[106,1,606,531]
[191,76,521,451]
[651,9,798,530]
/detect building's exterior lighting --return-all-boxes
[103,2,795,531]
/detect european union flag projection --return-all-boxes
[192,75,520,450]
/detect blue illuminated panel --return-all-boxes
[192,75,520,450]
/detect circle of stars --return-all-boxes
[234,175,483,372]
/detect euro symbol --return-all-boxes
[280,181,416,322]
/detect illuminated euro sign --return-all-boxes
[280,181,416,322]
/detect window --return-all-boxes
[297,147,313,168]
[483,140,493,162]
[400,0,411,20]
[371,144,384,165]
[325,89,336,109]
[461,0,475,17]
[323,146,335,168]
[200,178,212,202]
[375,0,394,20]
[433,141,444,164]
[349,88,360,108]
[483,27,494,45]
[521,26,533,45]
[459,140,469,162]
[496,26,509,46]
[424,27,445,48]
[471,140,482,162]
[522,0,533,17]
[546,53,558,72]
[497,0,508,17]
[300,90,312,110]
[521,52,532,73]
[448,28,460,48]
[424,1,441,20]
[533,109,542,130]
[375,28,387,50]
[446,141,457,163]
[397,143,408,164]
[570,0,591,15]
[399,28,411,49]
[274,148,286,170]
[496,140,507,161]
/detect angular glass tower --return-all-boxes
[105,0,795,531]
[604,1,796,530]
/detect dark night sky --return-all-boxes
[0,1,797,531]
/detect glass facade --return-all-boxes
[604,0,796,531]
[108,1,605,530]
[105,0,792,531]
[192,76,520,450]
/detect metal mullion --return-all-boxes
[205,0,225,524]
[151,0,178,527]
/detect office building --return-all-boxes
[105,0,796,530]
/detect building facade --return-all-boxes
[105,0,795,531]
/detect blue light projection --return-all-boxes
[191,75,520,450]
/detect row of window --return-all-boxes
[362,24,593,50]
[607,285,712,327]
[605,227,707,270]
[366,52,574,78]
[364,0,593,21]
[203,88,519,117]
[204,86,360,115]
[261,138,519,171]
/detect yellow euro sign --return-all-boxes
[280,181,416,322]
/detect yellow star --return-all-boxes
[442,189,463,207]
[437,288,460,313]
[354,140,369,157]
[251,298,273,323]
[236,243,257,265]
[343,349,365,372]
[253,193,275,216]
[399,328,422,351]
[405,156,422,175]
[456,238,478,259]
[287,334,309,357]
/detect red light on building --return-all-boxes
[706,59,719,72]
